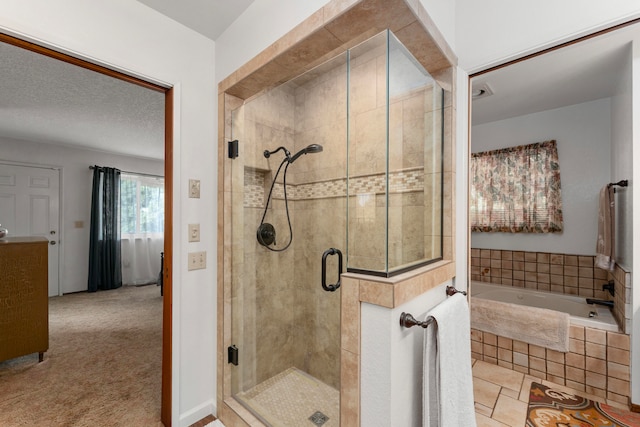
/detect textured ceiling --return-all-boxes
[0,42,165,160]
[0,2,256,161]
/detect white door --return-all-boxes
[0,163,60,296]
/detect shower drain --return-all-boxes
[309,411,329,426]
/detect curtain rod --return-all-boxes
[89,165,164,179]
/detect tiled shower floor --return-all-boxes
[235,367,339,427]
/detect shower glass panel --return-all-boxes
[347,30,444,277]
[227,29,444,426]
[229,52,348,426]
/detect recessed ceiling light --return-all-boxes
[472,83,493,100]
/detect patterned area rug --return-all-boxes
[526,382,640,426]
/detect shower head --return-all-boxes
[288,144,323,164]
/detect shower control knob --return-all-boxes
[257,223,276,247]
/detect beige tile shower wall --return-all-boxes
[233,85,298,392]
[290,59,347,390]
[471,326,631,405]
[470,248,611,300]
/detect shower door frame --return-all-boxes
[217,0,458,425]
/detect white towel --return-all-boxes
[595,185,615,271]
[423,293,476,427]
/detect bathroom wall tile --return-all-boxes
[565,340,585,359]
[501,260,513,270]
[608,361,630,381]
[525,252,537,262]
[565,380,586,392]
[578,256,594,267]
[578,267,593,278]
[566,366,585,384]
[550,264,564,275]
[490,250,501,260]
[607,377,630,396]
[547,375,565,386]
[586,356,606,373]
[547,361,565,378]
[607,332,630,350]
[564,266,578,277]
[550,254,564,265]
[483,344,497,359]
[513,340,528,354]
[546,349,565,364]
[607,347,630,366]
[513,352,528,368]
[498,336,512,350]
[483,332,497,346]
[340,277,360,354]
[471,248,480,258]
[585,328,606,345]
[471,328,483,342]
[513,364,529,375]
[550,274,564,285]
[585,342,606,360]
[565,353,585,369]
[564,255,578,266]
[498,360,514,371]
[524,262,537,273]
[529,356,545,373]
[498,348,512,363]
[529,345,545,359]
[564,276,578,287]
[512,251,525,261]
[341,348,360,427]
[537,253,550,264]
[608,391,630,405]
[484,356,498,365]
[550,285,563,293]
[537,263,550,274]
[578,277,594,288]
[472,341,483,355]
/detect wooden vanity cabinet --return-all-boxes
[0,236,49,362]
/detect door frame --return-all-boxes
[0,33,174,426]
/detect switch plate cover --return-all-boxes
[189,179,200,198]
[188,251,206,270]
[188,223,200,242]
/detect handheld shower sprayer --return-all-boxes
[257,144,324,251]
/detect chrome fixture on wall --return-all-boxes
[257,144,324,251]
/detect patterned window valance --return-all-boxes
[470,139,563,233]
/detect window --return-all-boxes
[470,139,563,233]
[121,174,164,234]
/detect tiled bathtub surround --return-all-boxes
[470,248,611,300]
[611,263,631,334]
[471,326,631,406]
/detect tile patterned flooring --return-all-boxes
[472,359,631,426]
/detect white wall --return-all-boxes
[361,281,451,427]
[631,38,640,406]
[611,44,634,270]
[455,0,640,72]
[0,137,163,294]
[471,98,611,255]
[0,1,217,425]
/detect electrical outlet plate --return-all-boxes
[188,251,206,270]
[188,223,200,242]
[189,179,200,198]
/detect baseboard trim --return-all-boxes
[180,399,216,427]
[631,402,640,413]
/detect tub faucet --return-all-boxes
[586,298,614,308]
[602,281,615,296]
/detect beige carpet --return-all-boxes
[0,285,163,426]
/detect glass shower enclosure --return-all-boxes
[227,30,444,426]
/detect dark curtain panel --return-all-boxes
[88,166,122,292]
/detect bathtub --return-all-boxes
[471,281,619,332]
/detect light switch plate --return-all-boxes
[188,251,206,270]
[189,179,200,198]
[188,223,200,242]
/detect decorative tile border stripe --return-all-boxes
[243,167,425,207]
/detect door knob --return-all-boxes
[50,241,56,245]
[50,230,56,235]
